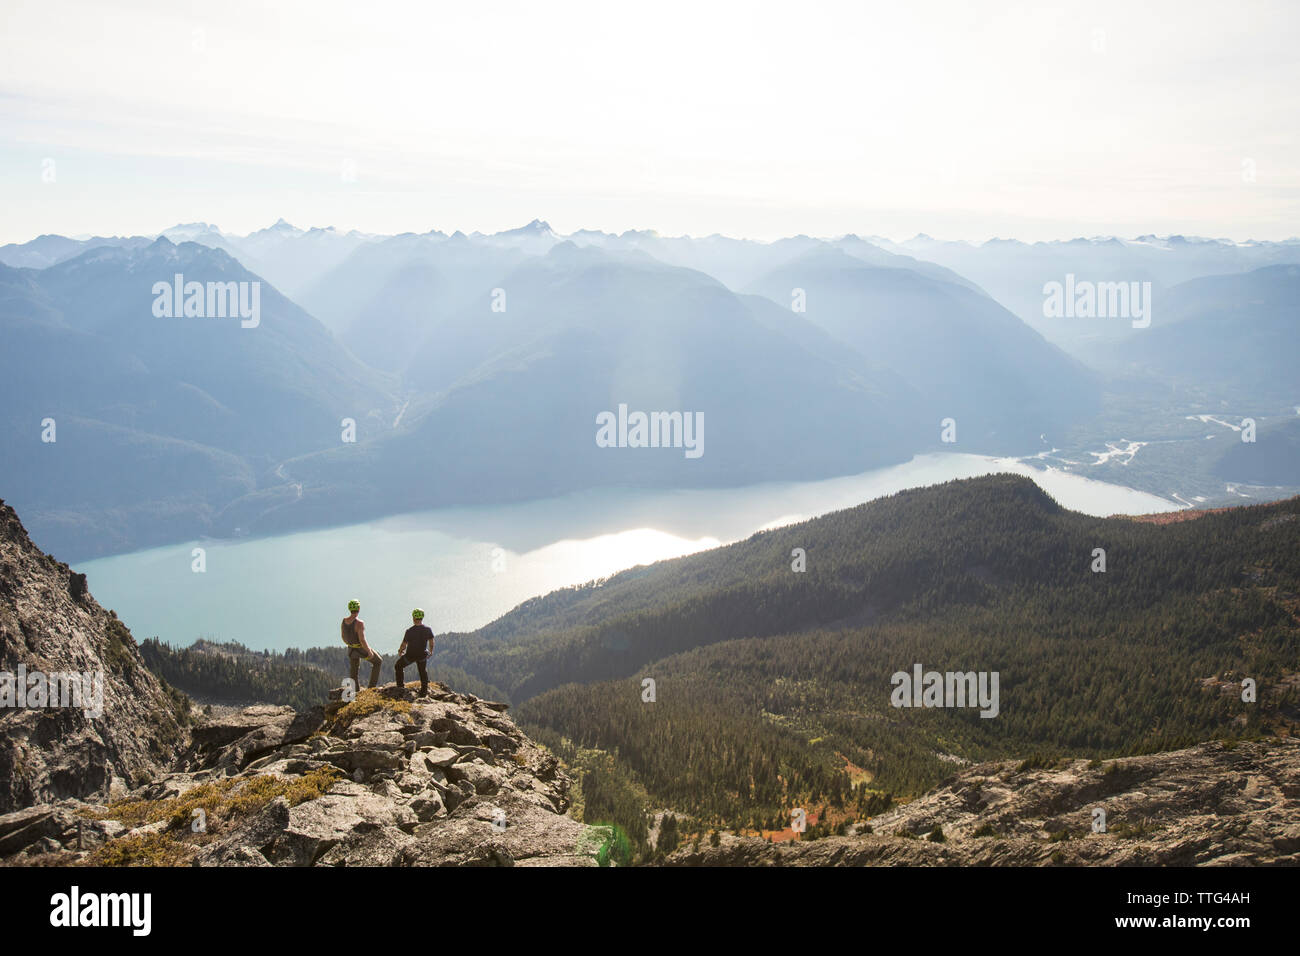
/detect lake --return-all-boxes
[76,453,1181,654]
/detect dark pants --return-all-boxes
[394,651,429,692]
[348,646,382,688]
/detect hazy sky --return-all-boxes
[1,0,1297,244]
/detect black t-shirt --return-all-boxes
[403,624,434,657]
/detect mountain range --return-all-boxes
[0,239,396,557]
[0,221,1295,559]
[870,233,1300,351]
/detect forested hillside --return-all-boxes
[430,475,1300,841]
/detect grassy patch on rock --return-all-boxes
[83,831,197,867]
[82,767,343,834]
[328,689,413,735]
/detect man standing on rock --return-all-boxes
[342,599,382,690]
[394,608,435,697]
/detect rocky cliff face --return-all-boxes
[0,684,605,866]
[666,739,1300,866]
[0,499,190,813]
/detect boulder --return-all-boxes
[189,706,325,772]
[421,747,460,769]
[447,760,508,795]
[410,789,447,822]
[317,825,414,866]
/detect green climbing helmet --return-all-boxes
[347,599,360,612]
[412,608,425,620]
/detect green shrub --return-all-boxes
[1109,819,1164,839]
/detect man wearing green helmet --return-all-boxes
[341,599,382,690]
[394,607,435,697]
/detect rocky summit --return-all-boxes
[665,739,1300,866]
[1,684,608,866]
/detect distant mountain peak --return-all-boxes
[161,222,224,241]
[167,221,219,232]
[542,239,606,264]
[498,219,555,237]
